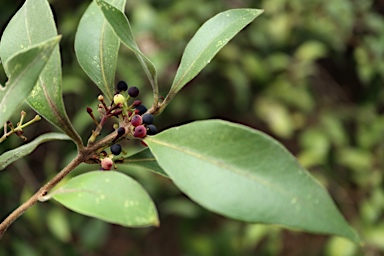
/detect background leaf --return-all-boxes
[145,119,361,243]
[123,148,168,178]
[52,171,159,228]
[0,133,70,171]
[0,37,60,127]
[169,9,263,97]
[95,0,158,102]
[0,0,82,146]
[75,0,126,101]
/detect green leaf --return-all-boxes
[0,37,60,127]
[75,0,126,101]
[0,133,70,171]
[95,0,158,102]
[51,171,159,228]
[145,120,361,243]
[0,0,82,146]
[170,9,263,96]
[123,148,169,178]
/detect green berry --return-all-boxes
[113,94,125,105]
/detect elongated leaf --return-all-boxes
[75,0,126,101]
[170,9,263,96]
[144,120,361,243]
[95,0,158,99]
[52,171,159,227]
[0,133,70,171]
[123,148,168,178]
[0,0,82,146]
[0,37,60,127]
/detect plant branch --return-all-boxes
[0,119,131,239]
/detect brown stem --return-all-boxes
[0,120,130,239]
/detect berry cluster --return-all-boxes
[86,80,158,171]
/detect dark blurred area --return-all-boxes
[1,0,384,255]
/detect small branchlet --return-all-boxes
[0,112,41,143]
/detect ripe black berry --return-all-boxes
[117,81,128,91]
[131,115,143,126]
[134,125,147,138]
[117,127,125,136]
[110,144,122,155]
[147,124,157,135]
[134,104,147,115]
[142,113,154,125]
[128,86,139,97]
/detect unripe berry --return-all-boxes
[131,115,143,126]
[134,125,147,138]
[117,81,128,91]
[110,144,122,155]
[134,104,147,115]
[128,86,139,97]
[147,124,157,135]
[142,113,154,125]
[133,100,142,107]
[101,158,113,170]
[113,94,125,105]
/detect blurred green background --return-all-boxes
[1,0,384,255]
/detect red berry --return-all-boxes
[131,115,143,126]
[101,158,113,170]
[134,125,147,138]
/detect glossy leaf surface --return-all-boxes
[52,171,159,227]
[170,9,263,96]
[123,148,168,178]
[145,120,360,243]
[0,37,60,127]
[0,133,70,171]
[75,0,126,101]
[95,0,158,99]
[0,0,82,146]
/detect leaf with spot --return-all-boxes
[0,37,60,127]
[144,120,361,243]
[51,171,159,228]
[0,133,70,171]
[165,9,263,105]
[75,0,126,101]
[0,0,82,147]
[122,148,168,178]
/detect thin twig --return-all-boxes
[0,119,132,239]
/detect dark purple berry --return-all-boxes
[117,81,128,91]
[147,124,157,135]
[110,144,122,155]
[134,125,147,138]
[128,86,139,97]
[134,104,147,115]
[117,127,125,136]
[131,115,143,126]
[142,113,154,125]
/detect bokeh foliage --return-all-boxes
[0,0,383,255]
